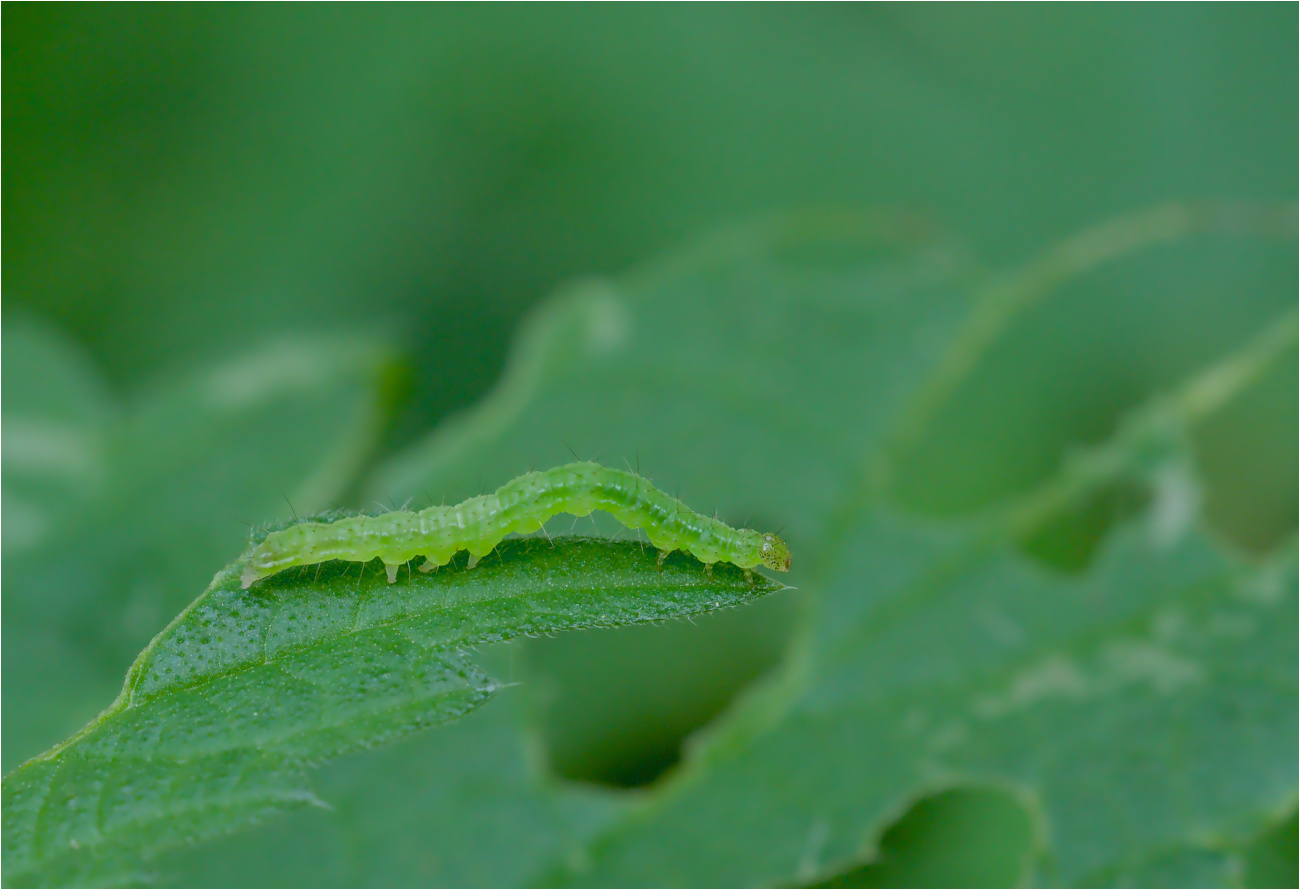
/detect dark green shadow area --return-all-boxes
[1243,808,1299,889]
[812,787,1037,888]
[1019,480,1149,575]
[526,589,805,788]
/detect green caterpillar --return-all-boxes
[241,461,792,589]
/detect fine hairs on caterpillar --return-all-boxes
[241,462,792,589]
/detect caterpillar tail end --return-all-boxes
[240,567,260,590]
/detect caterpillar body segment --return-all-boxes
[240,462,792,589]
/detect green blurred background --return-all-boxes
[9,4,1294,442]
[4,4,1296,886]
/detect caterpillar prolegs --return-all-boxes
[240,461,792,589]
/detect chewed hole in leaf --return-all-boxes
[887,237,1296,522]
[809,787,1038,889]
[527,588,803,789]
[1191,345,1298,556]
[1019,480,1149,574]
[1243,807,1299,889]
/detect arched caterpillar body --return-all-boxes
[240,461,792,589]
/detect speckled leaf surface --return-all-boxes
[2,540,782,886]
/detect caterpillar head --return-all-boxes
[758,532,792,572]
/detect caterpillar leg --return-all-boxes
[384,562,401,584]
[418,558,439,574]
[744,569,753,586]
[467,553,480,569]
[704,563,713,579]
[656,548,672,569]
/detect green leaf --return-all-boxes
[11,205,1293,887]
[810,788,1039,888]
[551,314,1299,887]
[2,318,114,557]
[156,685,624,887]
[335,208,1289,888]
[2,333,397,770]
[565,520,1295,886]
[2,539,783,885]
[8,7,1297,885]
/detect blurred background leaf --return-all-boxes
[4,5,1295,887]
[7,5,1295,445]
[3,322,397,771]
